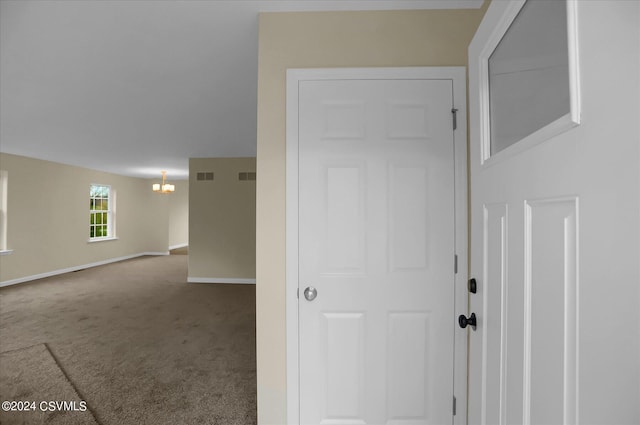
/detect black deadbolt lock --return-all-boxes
[468,278,477,294]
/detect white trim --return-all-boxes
[522,201,533,425]
[450,68,470,425]
[169,243,188,250]
[187,277,256,284]
[146,251,170,256]
[285,67,468,425]
[566,0,581,126]
[0,252,168,287]
[0,170,7,252]
[87,237,119,243]
[257,1,484,12]
[0,249,13,256]
[286,68,302,425]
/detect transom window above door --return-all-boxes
[481,0,581,162]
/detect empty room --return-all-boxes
[1,1,639,425]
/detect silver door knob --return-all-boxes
[303,286,317,301]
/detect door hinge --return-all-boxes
[453,395,457,416]
[451,108,458,130]
[454,254,458,274]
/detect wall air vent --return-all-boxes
[238,172,257,181]
[196,172,214,181]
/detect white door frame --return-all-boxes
[285,67,468,424]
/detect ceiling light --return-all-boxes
[152,170,175,194]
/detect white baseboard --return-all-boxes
[147,251,170,256]
[187,277,256,284]
[168,243,188,250]
[0,252,168,287]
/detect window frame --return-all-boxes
[89,184,116,242]
[0,170,11,255]
[475,0,581,167]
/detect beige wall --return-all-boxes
[0,153,170,284]
[256,7,488,424]
[188,157,256,281]
[168,180,189,249]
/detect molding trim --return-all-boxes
[147,251,170,256]
[0,252,169,287]
[169,243,188,250]
[258,1,484,12]
[187,277,256,284]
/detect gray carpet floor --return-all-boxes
[0,255,256,425]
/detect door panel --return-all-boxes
[323,312,366,421]
[481,203,508,425]
[389,165,429,270]
[468,2,583,425]
[387,312,431,421]
[298,79,455,425]
[524,198,578,425]
[324,165,365,273]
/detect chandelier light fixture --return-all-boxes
[152,170,175,194]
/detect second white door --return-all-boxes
[298,78,456,424]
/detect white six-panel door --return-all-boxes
[297,78,455,425]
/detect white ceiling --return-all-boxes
[0,0,482,179]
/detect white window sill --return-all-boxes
[0,249,14,256]
[88,237,119,243]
